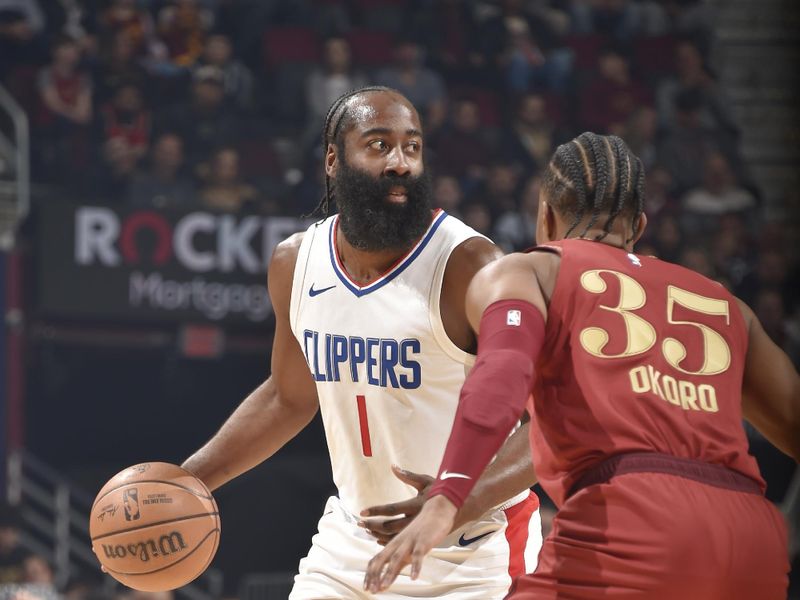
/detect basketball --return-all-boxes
[89,462,220,592]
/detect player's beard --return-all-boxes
[333,159,433,252]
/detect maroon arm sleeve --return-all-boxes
[428,299,545,509]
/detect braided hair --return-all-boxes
[307,85,399,219]
[541,132,645,242]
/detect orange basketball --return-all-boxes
[89,462,220,592]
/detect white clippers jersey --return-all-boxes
[289,210,483,516]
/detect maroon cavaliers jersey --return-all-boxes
[528,239,764,507]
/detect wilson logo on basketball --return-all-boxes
[101,531,188,563]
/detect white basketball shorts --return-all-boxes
[289,492,541,599]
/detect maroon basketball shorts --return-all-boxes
[508,462,788,599]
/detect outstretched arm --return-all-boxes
[361,239,538,543]
[737,299,800,462]
[364,253,549,591]
[182,235,320,490]
[359,418,535,545]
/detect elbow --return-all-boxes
[791,421,800,464]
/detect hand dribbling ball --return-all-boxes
[89,462,220,592]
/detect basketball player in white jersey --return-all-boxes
[182,87,541,598]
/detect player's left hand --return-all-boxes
[364,494,457,593]
[358,465,433,545]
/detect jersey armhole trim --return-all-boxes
[428,232,486,368]
[288,221,325,335]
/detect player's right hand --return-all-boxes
[359,465,433,545]
[91,545,108,573]
[364,494,457,593]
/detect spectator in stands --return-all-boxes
[479,161,522,218]
[432,174,464,218]
[36,35,93,180]
[642,164,677,217]
[432,98,491,181]
[678,246,715,279]
[650,212,683,263]
[156,65,242,167]
[755,288,800,367]
[0,0,47,80]
[681,152,757,237]
[620,106,658,169]
[710,217,753,290]
[375,39,447,133]
[97,81,151,163]
[570,0,645,41]
[21,556,54,588]
[37,35,92,126]
[579,46,651,133]
[414,0,481,84]
[501,92,562,174]
[492,174,540,252]
[63,572,106,600]
[95,0,162,61]
[737,249,792,310]
[93,31,151,103]
[199,32,254,112]
[0,505,24,585]
[656,38,738,137]
[156,0,214,69]
[303,37,368,150]
[128,132,196,209]
[475,0,572,93]
[199,146,258,213]
[660,0,715,58]
[657,87,740,193]
[461,200,492,237]
[93,137,139,200]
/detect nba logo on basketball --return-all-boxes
[123,488,141,521]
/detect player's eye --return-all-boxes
[368,140,388,151]
[406,141,421,152]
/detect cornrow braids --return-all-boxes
[580,133,612,238]
[306,85,396,220]
[541,132,646,243]
[629,155,646,243]
[560,141,590,237]
[602,136,630,239]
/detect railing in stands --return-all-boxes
[5,449,223,599]
[238,572,295,600]
[0,83,30,248]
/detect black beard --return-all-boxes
[333,159,433,251]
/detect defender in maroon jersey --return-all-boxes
[365,132,797,599]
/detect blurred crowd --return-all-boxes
[0,0,798,597]
[1,502,175,600]
[4,0,794,350]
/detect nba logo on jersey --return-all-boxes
[627,253,642,267]
[507,310,522,326]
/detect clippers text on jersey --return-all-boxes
[302,329,422,389]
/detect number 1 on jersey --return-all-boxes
[356,395,373,457]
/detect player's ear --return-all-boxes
[325,143,338,177]
[543,202,557,241]
[632,213,648,244]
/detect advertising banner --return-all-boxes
[37,204,307,324]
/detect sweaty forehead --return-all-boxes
[345,92,421,134]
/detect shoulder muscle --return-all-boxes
[440,237,503,351]
[268,232,305,316]
[466,253,549,332]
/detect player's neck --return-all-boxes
[335,227,417,284]
[569,229,632,252]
